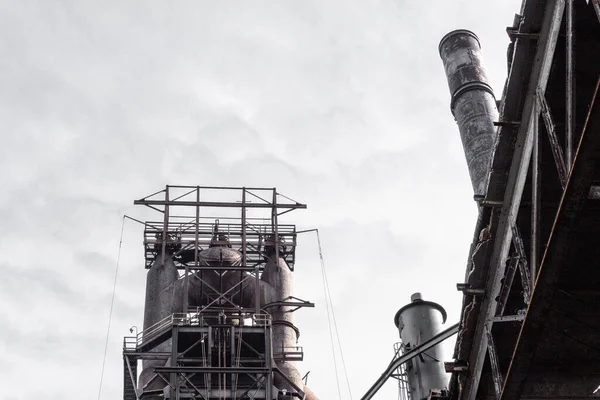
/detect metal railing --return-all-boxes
[124,312,272,351]
[252,313,272,326]
[273,345,304,362]
[141,221,299,268]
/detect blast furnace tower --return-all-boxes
[123,185,318,400]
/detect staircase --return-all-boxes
[123,356,137,400]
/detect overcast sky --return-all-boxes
[0,1,523,399]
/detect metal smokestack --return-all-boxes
[394,293,449,400]
[439,30,499,198]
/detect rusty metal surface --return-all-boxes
[459,1,566,398]
[439,30,499,197]
[440,1,600,399]
[501,77,600,399]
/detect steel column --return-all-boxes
[565,0,575,168]
[531,108,541,283]
[266,323,274,400]
[170,325,179,400]
[272,189,280,268]
[162,186,170,266]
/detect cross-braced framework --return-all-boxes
[123,186,314,400]
[447,1,600,399]
[392,342,412,400]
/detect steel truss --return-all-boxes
[452,1,600,399]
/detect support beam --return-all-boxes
[531,109,541,283]
[274,367,307,398]
[501,77,600,399]
[511,224,532,304]
[565,0,575,168]
[461,2,566,399]
[593,0,600,24]
[181,374,208,400]
[517,258,532,305]
[491,314,525,323]
[537,90,568,188]
[497,257,519,316]
[155,366,271,374]
[486,326,503,399]
[134,199,306,209]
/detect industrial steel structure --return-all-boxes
[362,2,600,399]
[120,2,600,399]
[439,1,600,399]
[122,186,318,400]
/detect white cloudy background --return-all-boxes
[0,1,521,399]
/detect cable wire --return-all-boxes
[315,229,353,400]
[97,216,126,400]
[316,230,342,400]
[317,230,354,400]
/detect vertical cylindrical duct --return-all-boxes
[439,30,499,198]
[138,255,179,392]
[261,252,304,392]
[394,293,449,400]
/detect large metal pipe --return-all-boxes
[139,255,179,393]
[261,253,304,392]
[394,293,449,400]
[260,254,319,399]
[439,30,499,198]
